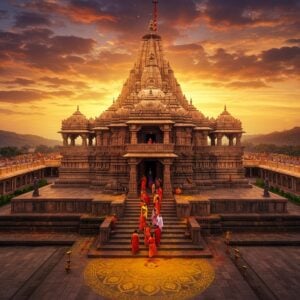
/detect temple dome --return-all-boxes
[62,106,89,130]
[98,110,115,120]
[115,107,130,119]
[215,106,242,130]
[171,107,189,117]
[134,100,166,113]
[138,88,165,98]
[189,109,205,121]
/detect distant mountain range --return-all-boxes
[0,130,61,148]
[243,127,300,146]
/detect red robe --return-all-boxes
[154,227,161,246]
[148,236,157,258]
[141,192,150,206]
[144,226,151,246]
[131,233,139,254]
[139,215,146,231]
[141,177,147,191]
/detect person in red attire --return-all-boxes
[139,202,147,232]
[148,233,157,258]
[141,176,147,191]
[131,230,140,254]
[141,190,150,206]
[144,224,151,247]
[154,225,161,247]
[153,194,160,215]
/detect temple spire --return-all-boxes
[152,0,158,32]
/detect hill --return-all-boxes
[243,127,300,146]
[0,130,61,148]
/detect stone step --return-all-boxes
[99,244,204,251]
[112,228,185,234]
[88,249,213,258]
[117,220,186,225]
[125,207,176,211]
[112,233,187,239]
[124,211,177,216]
[119,217,180,223]
[109,238,194,245]
[115,224,186,229]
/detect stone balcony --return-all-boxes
[124,143,177,158]
[126,143,174,153]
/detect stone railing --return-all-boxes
[188,217,202,245]
[0,159,61,179]
[96,216,114,248]
[126,143,174,153]
[194,146,243,155]
[244,159,300,175]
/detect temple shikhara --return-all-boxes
[57,10,248,197]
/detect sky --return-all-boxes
[0,0,299,140]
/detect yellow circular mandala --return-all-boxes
[84,258,215,300]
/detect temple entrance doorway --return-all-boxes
[138,159,163,193]
[137,126,163,144]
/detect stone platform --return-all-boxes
[11,185,126,216]
[175,186,287,217]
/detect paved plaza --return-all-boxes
[0,232,299,300]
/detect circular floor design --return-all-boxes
[84,258,215,299]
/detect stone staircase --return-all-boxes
[89,196,212,258]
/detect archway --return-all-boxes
[137,126,163,144]
[137,159,163,192]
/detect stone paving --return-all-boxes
[13,185,125,201]
[178,185,285,200]
[0,233,299,299]
[241,246,300,300]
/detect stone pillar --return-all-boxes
[216,133,223,146]
[162,125,171,144]
[202,131,208,146]
[163,159,173,198]
[210,134,216,146]
[70,136,75,146]
[82,134,87,147]
[228,135,234,146]
[96,132,102,146]
[236,134,242,146]
[127,158,137,198]
[62,134,68,146]
[88,136,93,146]
[130,126,138,144]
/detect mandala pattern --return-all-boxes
[84,258,215,300]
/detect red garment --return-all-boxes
[148,236,157,258]
[139,215,146,231]
[131,233,139,254]
[141,177,147,191]
[154,227,161,246]
[141,192,150,206]
[157,187,163,202]
[144,226,151,246]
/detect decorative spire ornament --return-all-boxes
[152,0,158,32]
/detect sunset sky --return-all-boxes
[0,0,299,140]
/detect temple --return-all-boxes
[56,6,248,197]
